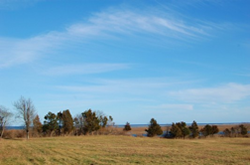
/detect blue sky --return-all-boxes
[0,0,249,125]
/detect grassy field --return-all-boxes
[0,136,250,165]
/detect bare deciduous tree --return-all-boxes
[74,114,84,135]
[0,106,13,138]
[13,96,36,139]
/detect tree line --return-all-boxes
[0,96,114,139]
[137,118,249,138]
[0,96,249,139]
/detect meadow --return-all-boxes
[0,135,250,165]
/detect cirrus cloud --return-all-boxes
[169,83,250,103]
[0,6,225,69]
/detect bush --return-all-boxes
[170,123,182,138]
[200,124,219,137]
[189,121,199,138]
[169,122,190,139]
[145,118,163,137]
[123,122,132,131]
[223,124,248,137]
[239,124,248,136]
[2,129,25,139]
[223,128,231,137]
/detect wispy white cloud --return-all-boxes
[0,5,222,69]
[54,78,201,107]
[43,63,130,76]
[55,77,197,97]
[56,78,171,94]
[0,32,65,68]
[169,83,250,103]
[67,8,210,40]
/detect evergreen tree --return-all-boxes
[43,112,59,136]
[211,125,219,136]
[99,115,108,128]
[231,127,236,137]
[108,116,114,126]
[33,115,42,135]
[200,124,212,137]
[62,109,74,134]
[74,110,113,135]
[123,122,132,131]
[189,120,199,138]
[145,118,163,137]
[170,123,182,138]
[176,122,190,138]
[239,124,247,136]
[82,109,100,135]
[223,128,231,137]
[95,110,108,128]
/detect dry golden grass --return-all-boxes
[118,127,148,136]
[0,135,250,165]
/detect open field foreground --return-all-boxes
[1,136,250,165]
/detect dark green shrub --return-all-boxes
[145,118,163,137]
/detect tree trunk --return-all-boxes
[50,130,54,137]
[0,128,4,138]
[0,121,6,138]
[26,130,29,139]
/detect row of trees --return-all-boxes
[38,110,75,136]
[143,118,199,138]
[33,109,114,137]
[1,96,249,139]
[0,96,114,139]
[74,109,114,135]
[140,118,248,138]
[223,125,248,137]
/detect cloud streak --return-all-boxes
[43,63,131,76]
[170,83,250,103]
[68,8,210,40]
[0,32,65,68]
[0,6,222,69]
[56,77,172,94]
